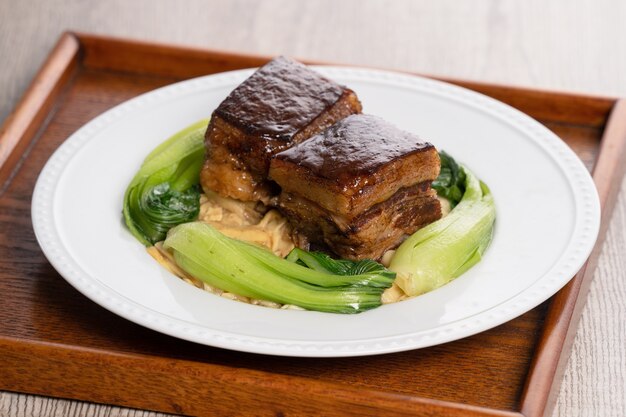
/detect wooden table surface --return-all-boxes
[1,1,624,416]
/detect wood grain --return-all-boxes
[76,32,619,128]
[0,1,625,416]
[520,100,626,417]
[0,34,79,193]
[554,175,626,417]
[0,33,622,417]
[0,53,551,415]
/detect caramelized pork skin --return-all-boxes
[200,57,362,203]
[270,114,442,260]
[269,114,440,218]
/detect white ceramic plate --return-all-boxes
[32,66,600,357]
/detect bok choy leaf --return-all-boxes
[163,222,395,313]
[123,119,209,245]
[431,150,467,207]
[286,248,396,281]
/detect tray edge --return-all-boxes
[73,30,617,128]
[520,99,626,417]
[0,32,80,194]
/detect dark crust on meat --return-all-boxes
[201,57,362,202]
[206,90,361,176]
[273,114,435,181]
[269,113,442,259]
[269,119,440,217]
[202,89,361,202]
[214,56,347,141]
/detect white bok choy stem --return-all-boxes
[389,166,496,296]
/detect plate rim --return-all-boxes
[31,65,601,357]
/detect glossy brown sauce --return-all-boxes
[214,56,344,141]
[274,114,434,180]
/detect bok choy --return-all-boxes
[389,157,496,296]
[286,248,396,280]
[163,222,395,313]
[431,150,466,207]
[123,119,209,245]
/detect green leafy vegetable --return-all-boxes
[389,160,496,297]
[125,121,495,311]
[432,150,467,207]
[123,119,209,245]
[286,248,395,279]
[163,222,395,313]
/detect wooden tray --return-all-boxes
[1,32,625,417]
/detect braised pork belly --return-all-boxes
[269,114,442,260]
[200,56,361,203]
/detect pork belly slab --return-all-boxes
[269,114,442,260]
[270,114,440,218]
[278,185,442,260]
[200,56,362,203]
